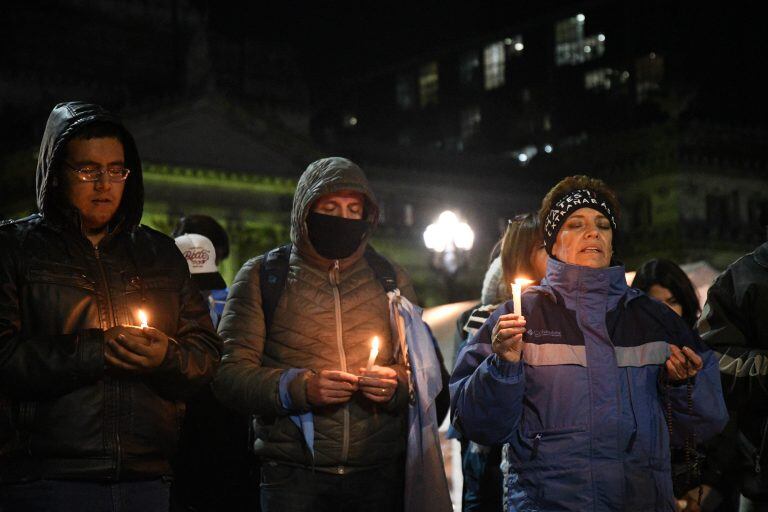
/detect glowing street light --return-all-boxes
[423,210,474,255]
[424,211,474,300]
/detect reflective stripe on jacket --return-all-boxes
[450,257,728,511]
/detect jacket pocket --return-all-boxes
[519,424,589,463]
[27,266,95,291]
[123,271,179,293]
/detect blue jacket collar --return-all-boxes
[533,257,637,311]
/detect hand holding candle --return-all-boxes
[366,336,379,370]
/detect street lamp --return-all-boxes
[423,210,474,301]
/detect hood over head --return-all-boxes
[481,256,511,305]
[36,101,144,231]
[290,157,378,267]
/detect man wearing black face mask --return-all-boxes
[213,157,418,511]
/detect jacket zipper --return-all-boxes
[329,259,350,468]
[756,418,768,473]
[95,245,122,480]
[531,433,542,460]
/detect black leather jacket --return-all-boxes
[0,102,221,482]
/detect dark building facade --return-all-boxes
[311,0,768,271]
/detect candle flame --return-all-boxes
[138,309,149,328]
[514,277,534,286]
[372,336,379,352]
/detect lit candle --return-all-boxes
[511,278,533,317]
[138,309,149,328]
[366,336,379,370]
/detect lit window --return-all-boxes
[505,35,524,56]
[583,35,605,58]
[555,14,605,66]
[484,42,506,90]
[459,51,480,86]
[460,106,482,139]
[584,68,614,90]
[635,53,664,102]
[419,62,439,107]
[396,75,414,110]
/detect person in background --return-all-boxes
[173,215,230,320]
[456,213,547,511]
[632,258,701,329]
[174,233,227,327]
[687,241,768,512]
[170,235,257,512]
[451,175,728,511]
[632,258,705,507]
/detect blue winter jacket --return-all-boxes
[450,258,728,511]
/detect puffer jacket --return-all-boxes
[214,157,415,472]
[450,257,728,511]
[0,102,221,482]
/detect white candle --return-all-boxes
[512,278,533,317]
[366,336,379,370]
[138,309,149,328]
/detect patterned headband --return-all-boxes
[543,189,617,256]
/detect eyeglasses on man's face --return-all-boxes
[63,161,131,182]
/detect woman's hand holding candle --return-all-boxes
[492,313,526,363]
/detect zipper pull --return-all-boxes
[531,433,542,460]
[329,260,340,285]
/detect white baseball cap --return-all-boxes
[175,233,226,290]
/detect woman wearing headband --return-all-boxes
[450,175,728,511]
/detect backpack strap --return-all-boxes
[258,244,397,335]
[364,245,398,293]
[258,243,292,338]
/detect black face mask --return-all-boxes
[307,211,369,260]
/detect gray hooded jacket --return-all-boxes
[214,157,416,471]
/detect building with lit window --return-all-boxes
[311,1,768,271]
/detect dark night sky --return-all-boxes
[195,0,767,123]
[198,1,573,86]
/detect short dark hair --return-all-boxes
[632,258,701,328]
[68,121,126,147]
[500,212,544,285]
[172,215,230,263]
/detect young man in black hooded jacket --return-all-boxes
[0,102,221,511]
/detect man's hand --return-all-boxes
[492,313,526,363]
[306,370,359,407]
[104,325,169,372]
[676,484,717,512]
[357,366,398,403]
[666,345,703,382]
